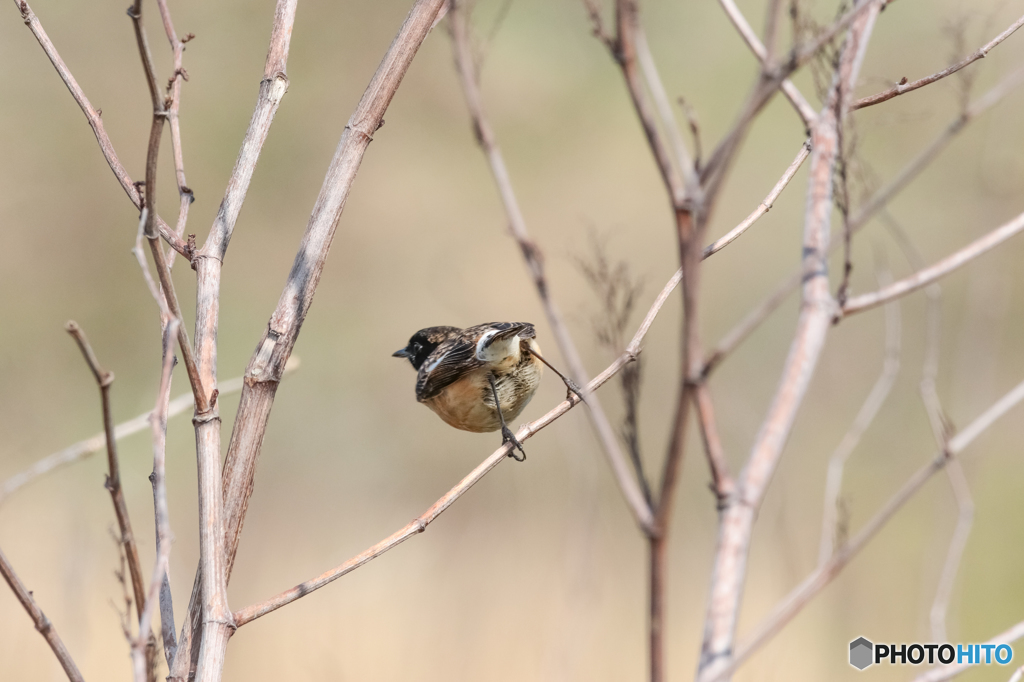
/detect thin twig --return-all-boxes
[853,13,1024,109]
[818,266,901,565]
[702,140,811,259]
[14,0,187,257]
[885,214,973,644]
[716,377,1024,682]
[0,366,296,508]
[841,210,1024,316]
[912,618,1024,681]
[714,0,817,125]
[448,1,655,533]
[132,320,179,682]
[703,66,1024,376]
[155,0,194,265]
[0,545,85,682]
[64,322,148,624]
[231,265,682,627]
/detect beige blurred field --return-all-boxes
[2,0,1023,680]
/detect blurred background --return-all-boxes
[2,0,1023,679]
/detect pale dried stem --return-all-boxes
[13,0,188,256]
[634,28,701,196]
[64,322,148,624]
[0,369,295,508]
[818,268,901,565]
[231,266,682,627]
[841,210,1024,316]
[702,140,811,259]
[854,13,1024,110]
[150,324,179,667]
[0,546,85,682]
[132,320,178,682]
[718,378,1024,682]
[705,66,1024,375]
[697,8,880,680]
[914,618,1024,681]
[168,4,297,679]
[155,0,193,264]
[172,3,447,680]
[448,1,655,533]
[930,459,973,643]
[715,0,817,125]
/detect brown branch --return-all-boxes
[13,0,187,257]
[447,1,655,533]
[231,265,682,627]
[697,6,881,679]
[714,377,1024,681]
[841,210,1024,316]
[853,13,1024,109]
[168,3,298,679]
[172,2,447,680]
[64,322,148,624]
[0,367,296,509]
[0,545,85,682]
[692,383,733,502]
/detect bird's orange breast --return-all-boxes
[421,341,543,433]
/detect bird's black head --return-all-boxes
[392,326,459,370]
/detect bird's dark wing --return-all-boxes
[415,322,537,401]
[415,335,483,401]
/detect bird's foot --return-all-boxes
[501,425,526,462]
[563,377,586,405]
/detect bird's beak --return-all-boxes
[392,347,412,359]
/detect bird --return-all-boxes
[393,322,584,461]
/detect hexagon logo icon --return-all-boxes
[850,637,874,670]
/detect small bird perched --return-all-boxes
[393,322,583,461]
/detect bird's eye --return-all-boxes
[412,343,422,355]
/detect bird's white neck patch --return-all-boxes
[476,330,520,364]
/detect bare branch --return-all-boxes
[155,0,195,263]
[853,13,1024,110]
[0,366,296,508]
[231,265,682,627]
[698,7,881,679]
[634,28,701,194]
[448,1,655,533]
[704,66,1024,376]
[819,266,901,565]
[132,320,179,682]
[170,3,448,680]
[164,6,298,680]
[841,210,1024,316]
[64,321,148,624]
[720,377,1024,681]
[714,0,817,125]
[693,383,733,501]
[702,139,811,259]
[13,0,187,257]
[914,622,1024,681]
[0,545,85,682]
